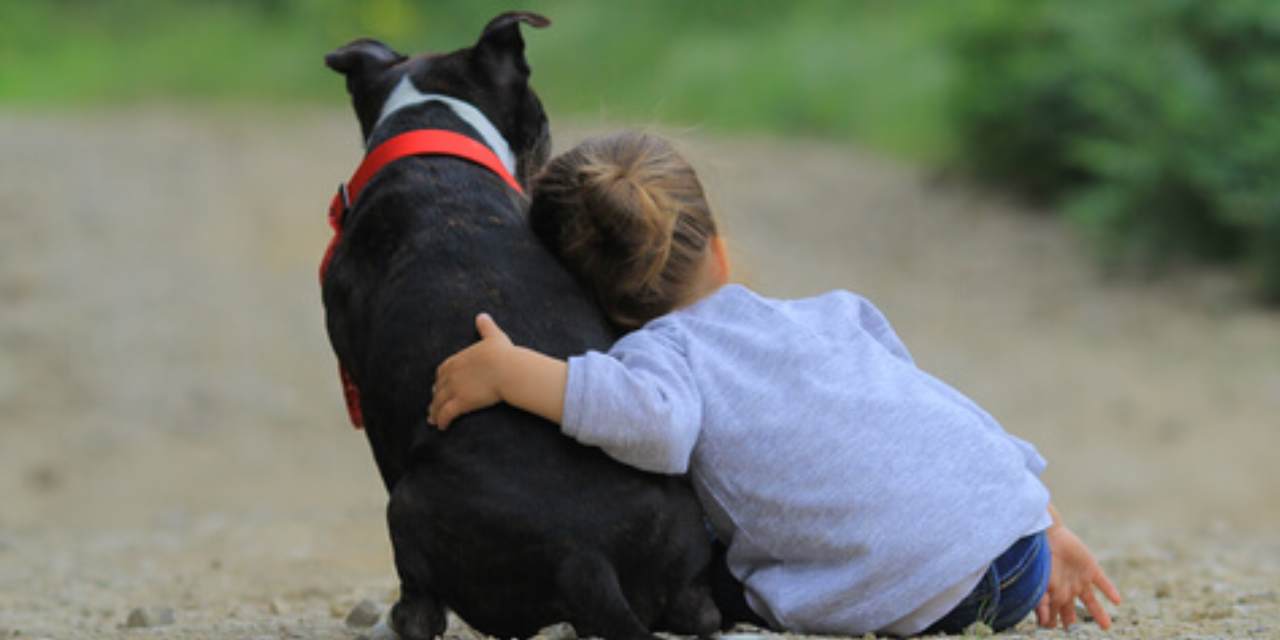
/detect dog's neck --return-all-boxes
[372,75,517,177]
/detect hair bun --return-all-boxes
[529,131,717,329]
[575,146,677,294]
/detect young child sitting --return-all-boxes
[427,132,1121,636]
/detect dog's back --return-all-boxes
[321,13,719,640]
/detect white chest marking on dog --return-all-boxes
[373,75,518,177]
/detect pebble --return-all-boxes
[532,622,576,640]
[444,620,488,640]
[1239,590,1278,604]
[268,598,288,615]
[1191,602,1234,621]
[23,464,62,492]
[125,606,175,628]
[346,599,383,629]
[962,620,993,636]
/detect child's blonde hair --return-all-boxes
[530,131,718,329]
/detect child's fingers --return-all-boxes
[432,399,452,430]
[435,399,464,430]
[1036,594,1052,627]
[1044,586,1072,629]
[1081,589,1111,630]
[1043,607,1059,629]
[476,313,506,341]
[1097,571,1123,604]
[428,384,450,428]
[1059,597,1077,628]
[428,399,440,427]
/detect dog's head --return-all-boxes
[325,12,552,183]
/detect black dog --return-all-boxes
[321,13,720,640]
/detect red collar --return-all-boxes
[320,128,525,282]
[320,129,524,429]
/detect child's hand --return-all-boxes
[1037,523,1122,630]
[428,313,514,429]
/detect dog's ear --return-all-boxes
[472,12,550,84]
[325,38,405,77]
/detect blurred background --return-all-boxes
[6,0,1280,295]
[2,1,1278,638]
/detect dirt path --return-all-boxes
[1,108,1277,639]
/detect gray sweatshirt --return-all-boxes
[562,284,1051,635]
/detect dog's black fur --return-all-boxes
[321,13,720,640]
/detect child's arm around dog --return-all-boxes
[430,313,567,427]
[429,312,703,474]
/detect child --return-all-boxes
[428,132,1120,636]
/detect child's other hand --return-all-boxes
[428,313,513,429]
[1037,523,1122,630]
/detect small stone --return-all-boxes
[1239,590,1278,604]
[1154,581,1172,598]
[532,622,576,640]
[1190,602,1233,621]
[125,606,175,628]
[23,464,61,492]
[346,599,383,629]
[444,611,466,632]
[961,620,993,636]
[268,598,288,615]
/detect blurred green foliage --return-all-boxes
[6,0,1280,300]
[951,0,1280,301]
[0,0,975,159]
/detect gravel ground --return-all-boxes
[1,107,1278,639]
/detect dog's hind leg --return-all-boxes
[389,586,444,640]
[657,578,721,639]
[387,484,446,640]
[556,553,655,640]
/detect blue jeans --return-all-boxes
[923,531,1051,635]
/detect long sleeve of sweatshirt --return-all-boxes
[561,327,702,475]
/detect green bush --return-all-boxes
[950,0,1280,301]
